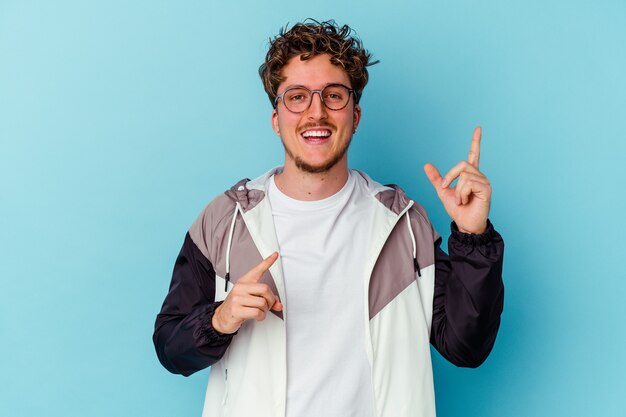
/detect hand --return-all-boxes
[423,126,492,234]
[212,252,283,334]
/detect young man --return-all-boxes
[154,20,504,417]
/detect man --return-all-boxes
[154,20,504,417]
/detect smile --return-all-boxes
[301,129,332,139]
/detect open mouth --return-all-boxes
[301,129,332,142]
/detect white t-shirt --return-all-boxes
[267,170,376,417]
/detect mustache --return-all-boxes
[298,122,336,133]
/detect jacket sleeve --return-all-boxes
[153,232,234,376]
[430,220,504,368]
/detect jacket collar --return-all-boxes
[225,166,412,215]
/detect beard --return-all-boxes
[282,135,352,174]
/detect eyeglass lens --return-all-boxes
[282,85,351,112]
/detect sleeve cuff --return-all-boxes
[196,301,237,345]
[450,219,498,246]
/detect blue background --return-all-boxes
[1,1,625,416]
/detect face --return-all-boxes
[271,54,361,174]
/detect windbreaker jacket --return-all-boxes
[154,168,504,417]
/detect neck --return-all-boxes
[274,160,349,201]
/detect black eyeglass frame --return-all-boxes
[273,83,357,113]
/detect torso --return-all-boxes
[267,170,377,417]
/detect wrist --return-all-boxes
[196,301,237,345]
[457,220,487,234]
[211,304,237,335]
[458,225,486,234]
[211,305,227,335]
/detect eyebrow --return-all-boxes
[283,84,308,90]
[282,83,351,90]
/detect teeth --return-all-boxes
[302,130,331,138]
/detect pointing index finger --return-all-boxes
[468,126,482,168]
[238,252,279,284]
[252,252,279,279]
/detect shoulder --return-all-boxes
[187,168,280,258]
[352,169,438,239]
[352,170,429,218]
[187,180,246,262]
[191,166,279,235]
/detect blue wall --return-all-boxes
[1,1,625,416]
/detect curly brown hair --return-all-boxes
[259,19,378,106]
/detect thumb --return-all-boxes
[423,163,443,189]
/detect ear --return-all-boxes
[271,108,280,136]
[352,104,362,133]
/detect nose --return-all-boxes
[307,91,328,119]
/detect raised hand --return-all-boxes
[423,126,491,234]
[212,252,283,335]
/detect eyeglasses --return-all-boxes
[274,84,355,113]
